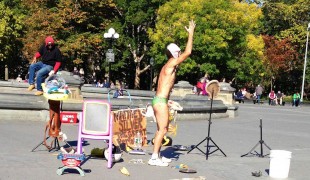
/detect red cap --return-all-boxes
[45,36,55,46]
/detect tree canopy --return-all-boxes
[262,0,310,93]
[149,0,265,86]
[0,1,24,79]
[0,0,309,95]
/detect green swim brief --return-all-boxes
[152,96,168,106]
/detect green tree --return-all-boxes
[56,0,115,80]
[20,0,115,83]
[112,0,168,89]
[16,0,172,89]
[262,0,310,93]
[0,2,24,79]
[149,0,265,87]
[20,0,64,61]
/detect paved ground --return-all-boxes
[0,103,309,180]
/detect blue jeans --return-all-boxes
[256,94,261,103]
[292,99,300,107]
[28,62,53,91]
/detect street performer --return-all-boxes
[148,20,196,167]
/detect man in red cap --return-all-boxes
[27,36,62,96]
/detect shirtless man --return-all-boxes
[148,20,196,167]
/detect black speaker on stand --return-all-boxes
[187,80,227,160]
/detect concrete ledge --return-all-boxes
[0,81,29,88]
[0,109,49,121]
[181,105,228,113]
[227,105,239,118]
[81,85,156,97]
[0,93,48,110]
[176,112,229,121]
[0,81,238,121]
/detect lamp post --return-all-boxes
[301,23,310,102]
[104,28,119,82]
[150,57,154,90]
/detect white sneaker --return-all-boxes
[161,156,172,163]
[148,158,169,167]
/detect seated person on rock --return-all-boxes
[27,36,62,96]
[196,78,207,96]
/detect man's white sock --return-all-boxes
[151,153,159,159]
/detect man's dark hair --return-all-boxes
[165,49,173,59]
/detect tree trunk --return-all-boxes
[134,64,141,89]
[129,45,150,89]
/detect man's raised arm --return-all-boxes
[172,20,196,65]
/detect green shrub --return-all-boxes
[283,95,292,102]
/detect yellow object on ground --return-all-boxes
[90,148,104,157]
[120,167,130,176]
[179,164,188,169]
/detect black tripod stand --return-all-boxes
[241,118,271,157]
[188,89,227,160]
[32,100,62,152]
[31,136,61,152]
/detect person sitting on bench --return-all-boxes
[276,91,284,106]
[292,91,301,107]
[268,90,276,105]
[235,89,244,103]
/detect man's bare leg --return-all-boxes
[153,103,169,154]
[148,103,169,166]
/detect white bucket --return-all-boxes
[269,150,292,179]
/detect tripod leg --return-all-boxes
[263,141,272,150]
[206,137,211,160]
[187,137,208,154]
[260,140,264,157]
[56,137,60,150]
[49,137,61,152]
[241,141,260,157]
[209,138,227,157]
[31,137,50,152]
[257,141,272,157]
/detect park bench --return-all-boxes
[234,97,244,104]
[253,99,264,104]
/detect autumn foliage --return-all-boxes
[262,35,298,76]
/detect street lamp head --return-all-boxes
[104,33,111,38]
[114,33,119,39]
[105,28,119,39]
[108,28,115,35]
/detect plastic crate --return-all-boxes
[60,112,78,123]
